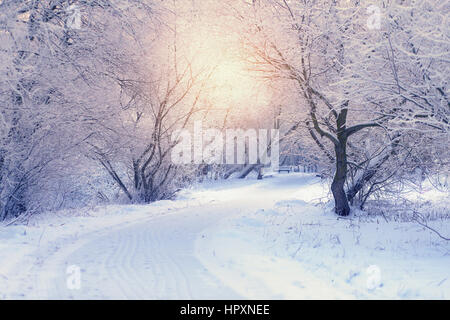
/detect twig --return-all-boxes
[38,226,47,247]
[4,211,32,227]
[413,212,450,241]
[380,210,389,223]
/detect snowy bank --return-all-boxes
[195,174,450,299]
[0,173,448,299]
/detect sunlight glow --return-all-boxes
[179,22,271,109]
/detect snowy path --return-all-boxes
[1,175,315,299]
[1,173,448,299]
[11,206,245,299]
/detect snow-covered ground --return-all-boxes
[0,174,449,299]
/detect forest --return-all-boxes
[1,0,447,221]
[0,0,449,300]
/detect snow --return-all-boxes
[196,174,450,299]
[0,174,449,299]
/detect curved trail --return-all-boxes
[2,174,448,299]
[30,206,241,299]
[2,174,319,299]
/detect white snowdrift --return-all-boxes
[194,174,450,299]
[0,173,448,299]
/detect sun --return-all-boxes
[174,13,272,112]
[207,60,255,103]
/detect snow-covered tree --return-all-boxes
[0,0,158,219]
[230,0,449,215]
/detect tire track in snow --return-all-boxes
[24,206,241,299]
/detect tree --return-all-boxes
[233,0,449,215]
[0,0,158,219]
[235,0,392,215]
[83,3,210,203]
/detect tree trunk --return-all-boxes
[237,163,258,179]
[223,165,241,179]
[346,168,377,205]
[257,166,263,180]
[331,137,350,216]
